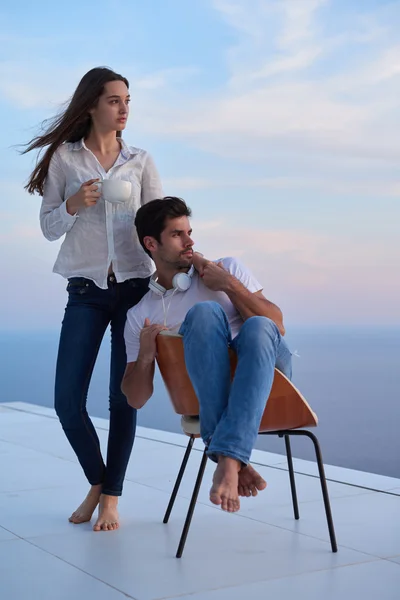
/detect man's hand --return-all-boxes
[192,251,208,275]
[200,261,233,292]
[137,318,166,363]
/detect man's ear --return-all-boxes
[143,236,157,254]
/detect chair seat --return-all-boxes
[181,415,201,436]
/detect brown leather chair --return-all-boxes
[156,332,337,558]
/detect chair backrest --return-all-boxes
[156,332,318,432]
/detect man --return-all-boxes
[122,197,292,513]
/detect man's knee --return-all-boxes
[240,316,279,343]
[184,301,226,325]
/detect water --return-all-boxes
[1,328,399,478]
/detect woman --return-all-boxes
[23,67,163,531]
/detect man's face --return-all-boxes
[151,216,194,270]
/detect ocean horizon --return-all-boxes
[1,326,399,479]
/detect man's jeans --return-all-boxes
[179,301,292,465]
[54,275,149,496]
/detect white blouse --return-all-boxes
[40,138,163,289]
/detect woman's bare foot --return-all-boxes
[93,494,119,531]
[209,456,241,512]
[69,484,102,524]
[238,464,267,497]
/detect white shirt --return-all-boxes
[124,257,262,363]
[40,138,163,289]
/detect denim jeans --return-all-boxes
[179,301,292,465]
[54,275,149,496]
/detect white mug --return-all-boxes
[96,180,132,204]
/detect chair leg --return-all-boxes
[176,447,208,558]
[284,434,300,520]
[261,429,338,552]
[163,436,195,524]
[288,430,338,553]
[305,431,338,553]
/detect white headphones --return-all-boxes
[149,265,195,296]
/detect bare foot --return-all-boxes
[69,484,102,524]
[209,456,241,513]
[93,494,119,532]
[238,464,267,497]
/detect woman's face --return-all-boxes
[90,80,130,133]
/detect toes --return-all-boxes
[210,491,222,506]
[221,495,240,513]
[94,520,119,531]
[226,497,240,513]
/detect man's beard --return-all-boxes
[161,254,192,272]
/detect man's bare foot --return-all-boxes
[209,456,241,513]
[69,484,102,524]
[93,494,119,532]
[238,464,267,497]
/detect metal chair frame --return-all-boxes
[163,429,338,558]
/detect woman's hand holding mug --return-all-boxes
[66,179,101,215]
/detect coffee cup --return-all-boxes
[95,180,132,204]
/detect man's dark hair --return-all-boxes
[135,196,192,257]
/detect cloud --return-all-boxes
[0,59,198,110]
[163,174,400,197]
[134,67,198,90]
[130,0,400,171]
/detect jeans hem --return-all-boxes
[206,447,249,466]
[101,489,122,497]
[89,479,105,487]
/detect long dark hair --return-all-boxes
[23,67,129,196]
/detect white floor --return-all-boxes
[1,402,399,600]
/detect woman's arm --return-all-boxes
[39,151,78,241]
[140,152,163,204]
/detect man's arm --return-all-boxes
[122,359,156,409]
[193,254,285,335]
[224,281,285,335]
[122,319,166,409]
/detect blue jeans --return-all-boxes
[179,301,292,465]
[54,275,149,496]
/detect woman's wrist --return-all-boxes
[66,197,78,216]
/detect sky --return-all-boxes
[0,0,399,330]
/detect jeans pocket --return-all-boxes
[67,278,91,295]
[125,277,150,306]
[128,277,149,293]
